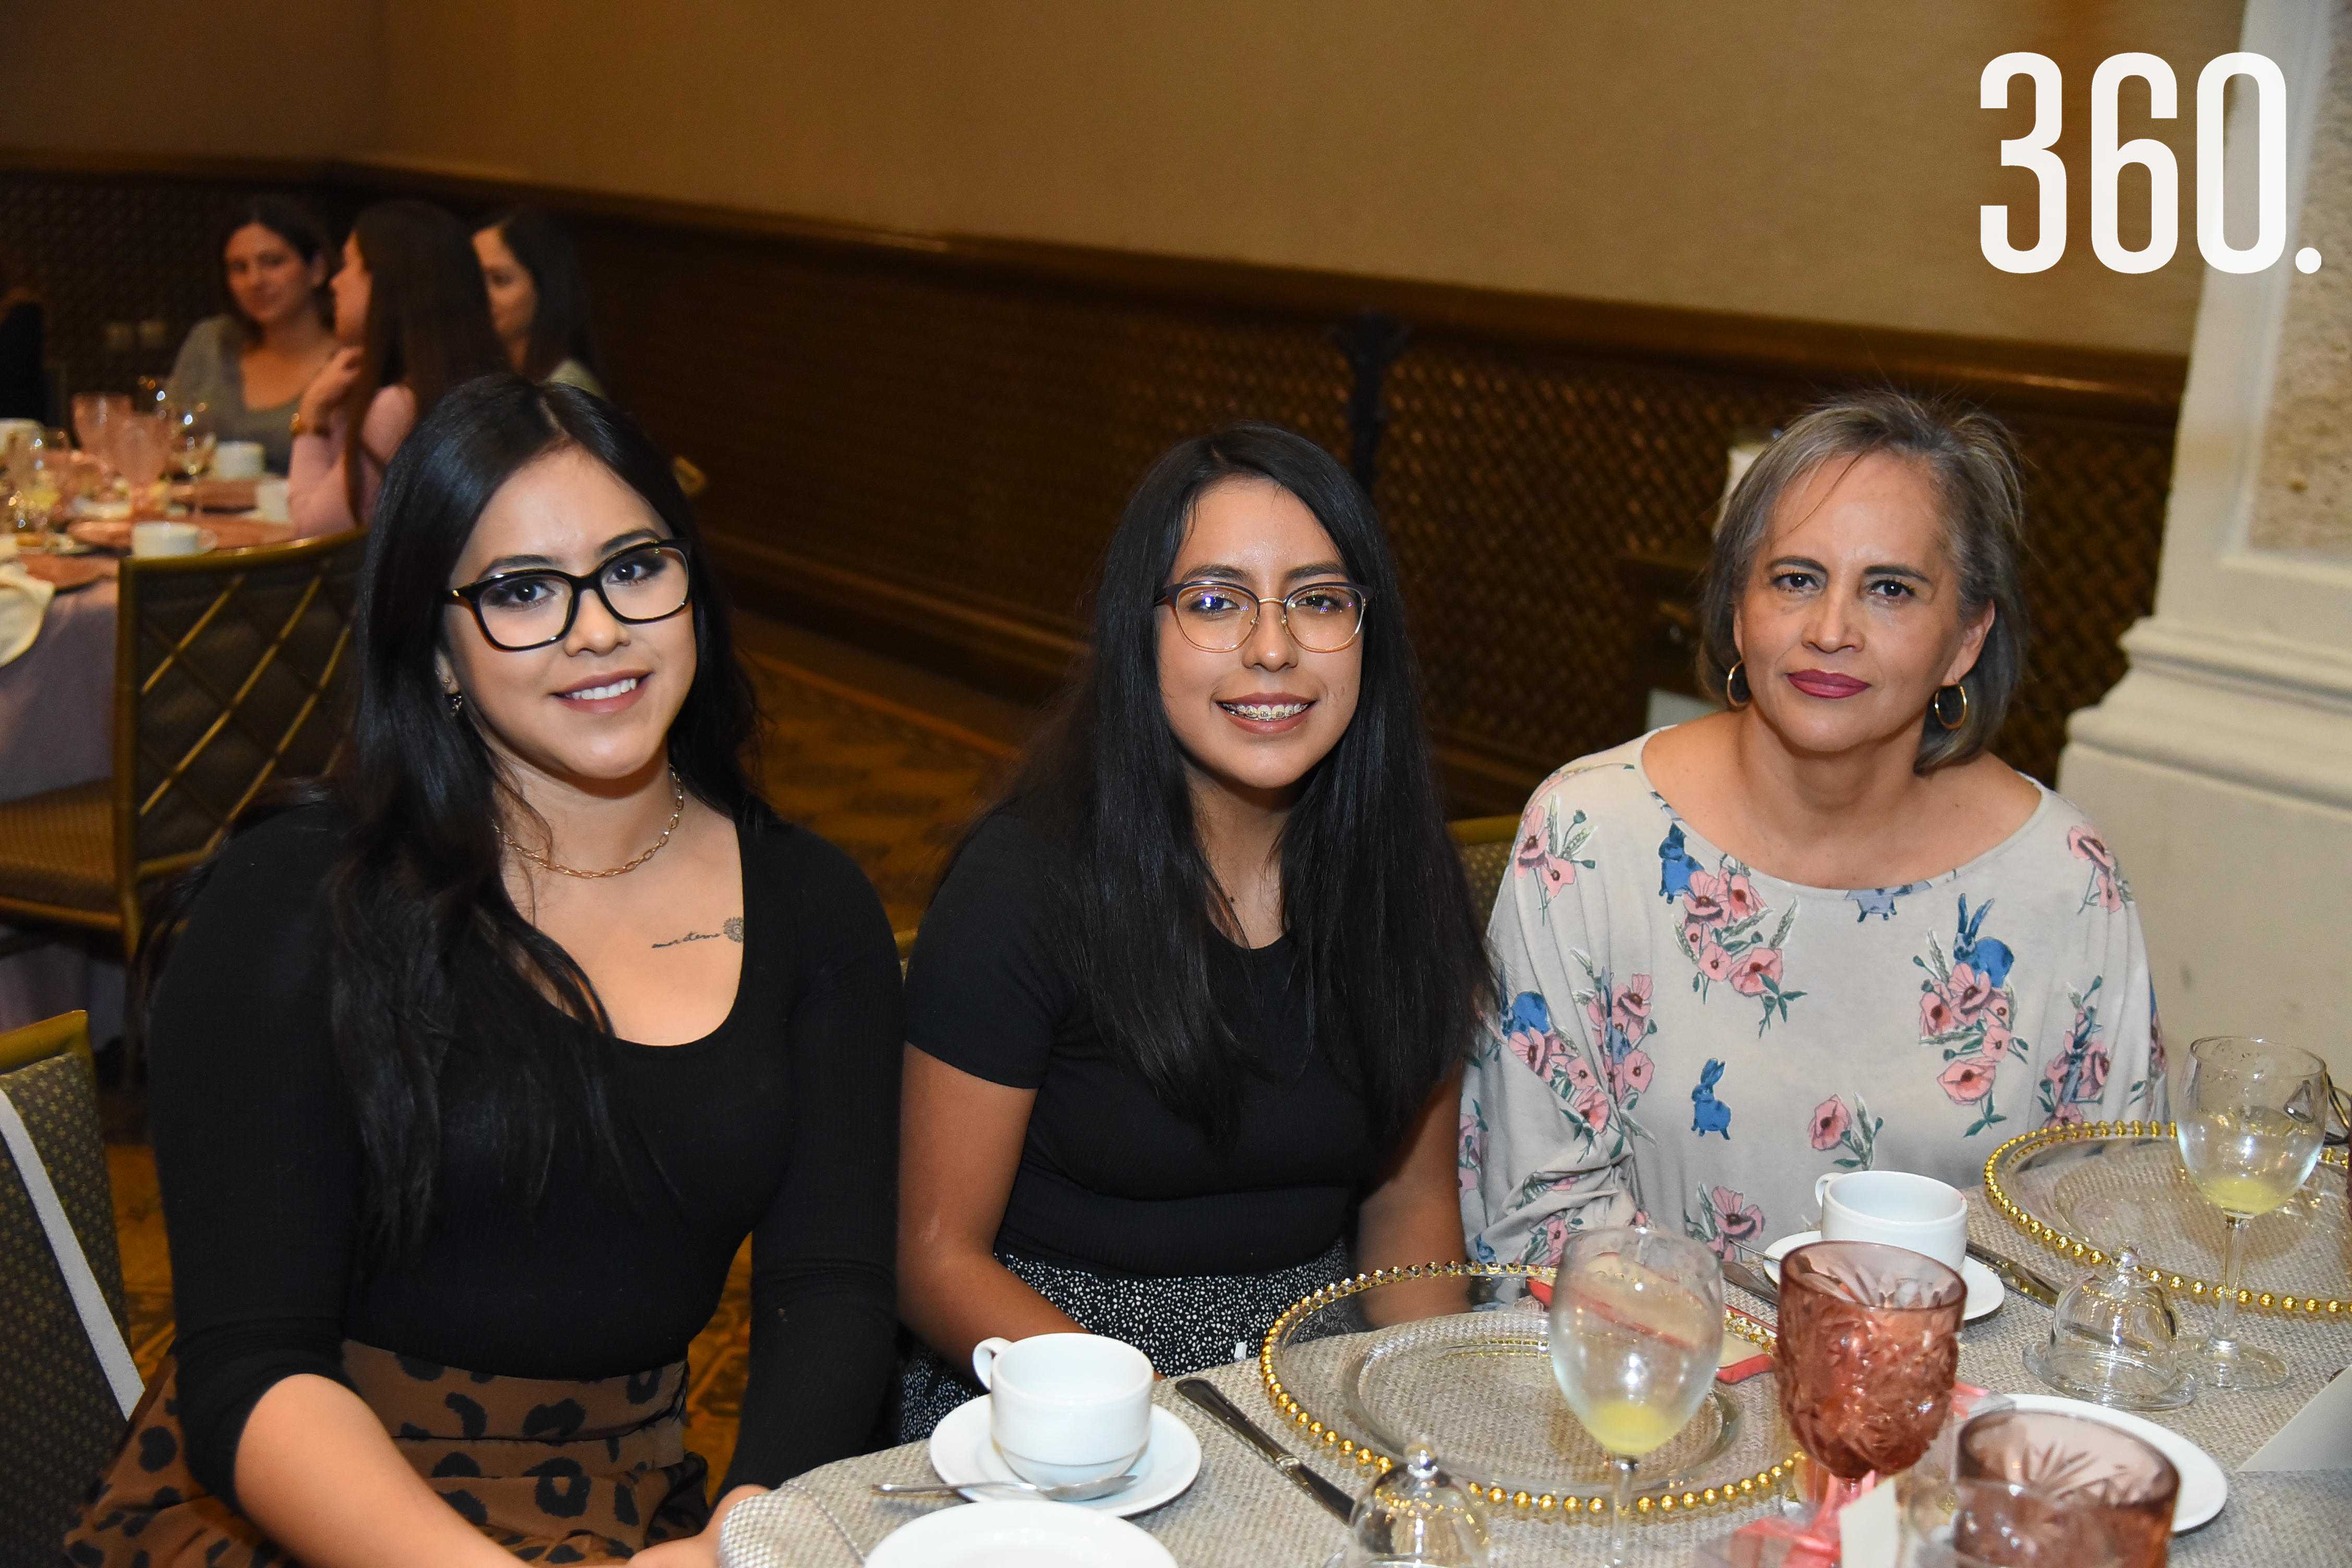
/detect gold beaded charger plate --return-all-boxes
[1985,1121,2351,1318]
[1260,1264,1798,1523]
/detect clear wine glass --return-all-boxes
[1548,1226,1723,1568]
[71,392,131,492]
[164,401,216,521]
[2173,1035,2328,1390]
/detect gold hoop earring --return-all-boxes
[1933,682,1969,731]
[1724,660,1750,709]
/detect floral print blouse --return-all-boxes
[1460,732,2163,1269]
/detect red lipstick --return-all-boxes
[1786,670,1870,699]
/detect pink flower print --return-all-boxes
[2046,1101,2086,1128]
[1505,1026,1567,1081]
[1947,963,1995,1022]
[1920,988,1961,1037]
[1585,993,1610,1036]
[1615,1049,1656,1097]
[2045,1046,2110,1099]
[1939,1055,1998,1105]
[1515,828,1548,875]
[1710,1186,1766,1256]
[2068,826,2124,911]
[2067,826,2116,872]
[1537,856,1576,898]
[1683,870,1729,925]
[1681,917,1710,954]
[1723,873,1764,922]
[1563,1054,1600,1094]
[1611,974,1654,1033]
[1728,946,1783,998]
[1980,1021,2014,1057]
[1572,1083,1612,1131]
[1698,943,1734,983]
[1809,1096,1852,1151]
[1530,1210,1570,1267]
[1986,991,2014,1027]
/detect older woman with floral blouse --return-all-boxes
[1461,391,2161,1268]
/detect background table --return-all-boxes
[0,569,121,1038]
[721,1193,2352,1565]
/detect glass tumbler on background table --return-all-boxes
[2173,1035,2329,1390]
[71,391,131,486]
[1548,1226,1724,1568]
[110,413,170,518]
[1954,1408,2176,1568]
[164,401,216,519]
[1774,1241,1966,1546]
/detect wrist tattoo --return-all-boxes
[653,915,745,949]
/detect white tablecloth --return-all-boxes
[0,573,123,1038]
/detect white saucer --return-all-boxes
[928,1396,1201,1518]
[1761,1232,2005,1322]
[868,1498,1177,1566]
[1996,1394,2226,1532]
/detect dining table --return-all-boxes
[718,1190,2351,1566]
[0,508,300,1036]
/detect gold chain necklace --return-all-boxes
[496,768,686,879]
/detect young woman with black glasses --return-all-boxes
[71,376,900,1567]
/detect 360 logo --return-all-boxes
[1981,51,2321,276]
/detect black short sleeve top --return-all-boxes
[903,813,1382,1277]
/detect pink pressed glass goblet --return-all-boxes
[1956,1408,2177,1568]
[1774,1240,1966,1541]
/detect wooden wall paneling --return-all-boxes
[0,155,2183,811]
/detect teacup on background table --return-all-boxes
[971,1332,1153,1488]
[211,440,265,480]
[130,521,207,558]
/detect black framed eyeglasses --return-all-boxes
[1155,577,1371,653]
[445,541,693,651]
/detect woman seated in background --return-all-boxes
[167,197,337,473]
[475,207,607,397]
[893,424,1491,1438]
[1461,390,2160,1270]
[69,377,901,1567]
[287,198,506,534]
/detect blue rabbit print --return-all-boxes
[1690,1058,1732,1139]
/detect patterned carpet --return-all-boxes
[108,648,1017,1493]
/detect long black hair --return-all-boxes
[999,423,1491,1147]
[482,208,605,387]
[337,200,509,521]
[144,374,759,1256]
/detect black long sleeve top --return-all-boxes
[147,802,902,1508]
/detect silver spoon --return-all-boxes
[872,1472,1140,1503]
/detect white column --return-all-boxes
[2060,0,2352,1081]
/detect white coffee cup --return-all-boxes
[131,521,205,558]
[970,1332,1152,1487]
[212,440,265,480]
[253,477,290,523]
[1814,1170,1968,1273]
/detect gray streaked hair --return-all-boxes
[1696,389,2030,773]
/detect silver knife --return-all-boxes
[1967,1241,2062,1307]
[1174,1377,1357,1522]
[1722,1256,1779,1305]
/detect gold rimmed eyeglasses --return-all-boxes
[1156,578,1370,653]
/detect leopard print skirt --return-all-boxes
[64,1342,709,1566]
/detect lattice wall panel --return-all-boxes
[579,223,1350,640]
